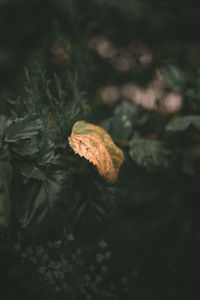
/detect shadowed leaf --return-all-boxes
[166,116,200,131]
[160,64,186,92]
[110,101,139,143]
[129,138,170,170]
[5,116,42,143]
[21,163,46,184]
[17,169,71,228]
[0,148,12,227]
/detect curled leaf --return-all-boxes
[68,121,124,182]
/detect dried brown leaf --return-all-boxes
[68,121,124,182]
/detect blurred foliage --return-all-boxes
[160,64,186,92]
[129,139,171,171]
[1,0,200,300]
[166,115,200,131]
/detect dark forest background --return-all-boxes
[1,1,200,299]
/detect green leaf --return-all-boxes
[10,131,55,165]
[5,116,42,143]
[70,176,115,228]
[0,143,10,160]
[11,136,39,156]
[51,153,70,168]
[160,64,186,92]
[0,114,10,137]
[36,134,55,165]
[166,116,200,131]
[129,138,170,170]
[0,157,12,227]
[110,101,139,143]
[17,169,72,228]
[0,115,11,149]
[21,163,46,184]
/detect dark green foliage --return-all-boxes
[166,115,200,131]
[20,164,46,183]
[17,169,71,229]
[129,139,170,170]
[1,0,200,300]
[0,160,12,227]
[109,101,139,143]
[5,116,42,142]
[0,119,12,227]
[160,64,186,92]
[70,174,116,234]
